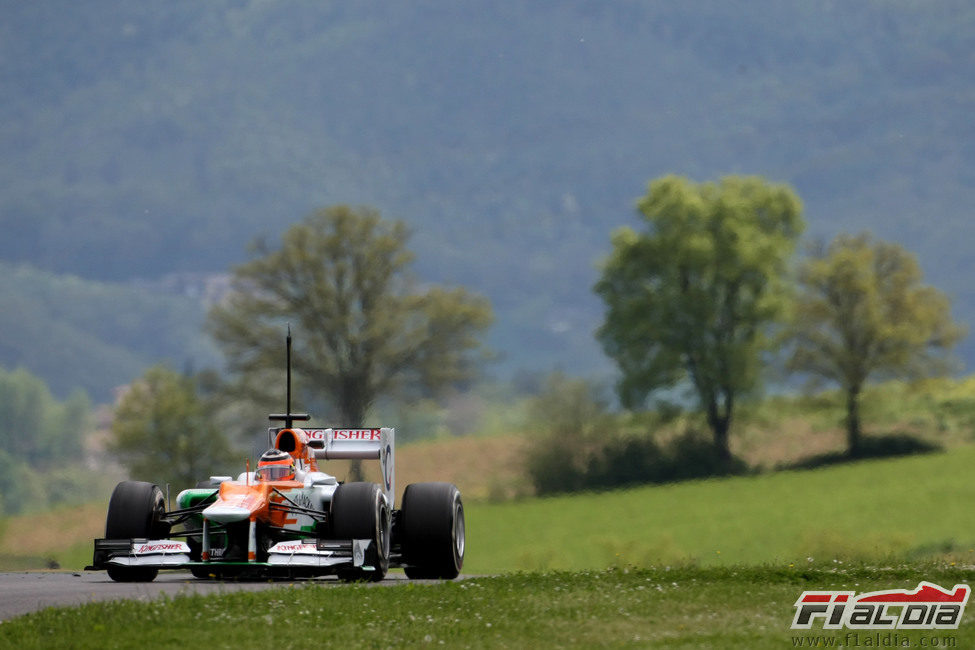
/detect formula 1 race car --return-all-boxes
[88,334,465,583]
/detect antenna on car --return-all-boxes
[269,324,310,429]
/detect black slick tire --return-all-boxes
[330,482,390,582]
[104,480,170,582]
[401,482,465,580]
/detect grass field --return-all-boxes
[0,502,106,571]
[463,446,975,574]
[1,564,972,648]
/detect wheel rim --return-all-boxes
[452,497,465,563]
[150,490,167,537]
[378,500,390,560]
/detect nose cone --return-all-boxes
[203,504,252,524]
[205,481,270,523]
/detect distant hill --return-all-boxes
[2,1,974,397]
[0,263,218,399]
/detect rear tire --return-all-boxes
[401,482,464,580]
[104,481,170,583]
[330,482,390,582]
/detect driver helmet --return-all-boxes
[256,448,296,481]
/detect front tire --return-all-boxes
[331,482,390,582]
[401,482,464,579]
[105,481,170,582]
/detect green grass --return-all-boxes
[2,565,972,648]
[464,446,975,573]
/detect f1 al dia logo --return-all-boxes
[792,581,970,630]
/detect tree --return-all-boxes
[0,366,89,464]
[787,233,965,456]
[0,365,97,515]
[110,365,235,487]
[595,175,803,461]
[208,205,493,479]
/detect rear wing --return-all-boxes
[306,428,395,508]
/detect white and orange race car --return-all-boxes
[88,336,464,582]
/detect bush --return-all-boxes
[663,429,749,480]
[528,420,748,496]
[580,429,747,493]
[523,373,616,495]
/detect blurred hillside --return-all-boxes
[1,1,974,399]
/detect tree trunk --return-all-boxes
[705,395,733,463]
[347,459,365,482]
[845,385,862,457]
[713,418,732,463]
[340,389,368,482]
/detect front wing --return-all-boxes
[88,537,379,576]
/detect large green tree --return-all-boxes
[110,366,235,487]
[208,205,493,479]
[787,233,965,455]
[595,175,804,460]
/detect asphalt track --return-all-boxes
[0,570,414,621]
